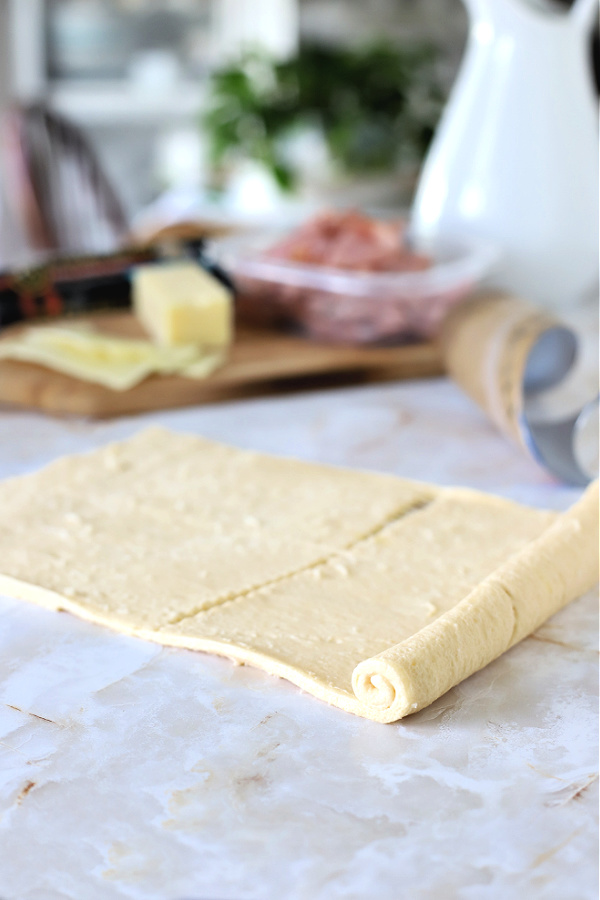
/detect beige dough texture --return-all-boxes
[0,427,597,723]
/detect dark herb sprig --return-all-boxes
[204,42,445,192]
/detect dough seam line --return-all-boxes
[164,496,434,627]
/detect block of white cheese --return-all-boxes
[133,261,233,348]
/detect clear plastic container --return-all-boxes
[213,228,498,344]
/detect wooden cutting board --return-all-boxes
[0,312,443,418]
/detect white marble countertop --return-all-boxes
[0,377,597,900]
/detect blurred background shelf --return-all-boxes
[48,81,208,126]
[0,0,468,221]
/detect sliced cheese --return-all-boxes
[133,261,233,348]
[0,325,223,390]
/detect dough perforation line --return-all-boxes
[164,496,434,626]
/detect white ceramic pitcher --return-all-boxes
[411,0,599,310]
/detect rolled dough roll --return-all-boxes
[0,428,596,722]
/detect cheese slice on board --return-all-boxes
[0,325,225,390]
[0,428,597,723]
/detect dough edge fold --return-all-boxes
[352,481,599,723]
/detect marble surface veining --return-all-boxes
[0,377,597,900]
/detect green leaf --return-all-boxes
[203,40,445,185]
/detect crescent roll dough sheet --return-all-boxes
[0,428,597,723]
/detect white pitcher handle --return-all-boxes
[571,0,598,34]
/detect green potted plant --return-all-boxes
[203,41,445,207]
